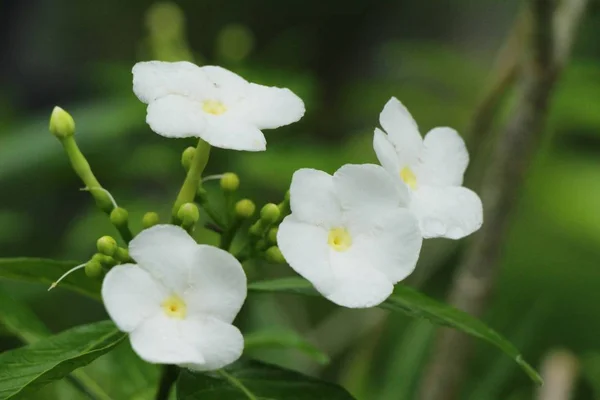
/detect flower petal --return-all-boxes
[350,209,422,283]
[411,186,483,239]
[200,66,249,103]
[373,128,400,176]
[288,168,342,227]
[201,115,267,151]
[179,316,244,371]
[327,251,394,308]
[379,97,423,165]
[333,163,409,232]
[418,127,469,187]
[184,245,247,323]
[132,61,210,104]
[129,314,205,366]
[277,216,336,294]
[101,264,166,332]
[236,83,305,129]
[146,95,206,138]
[129,225,199,292]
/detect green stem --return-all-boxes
[172,139,211,223]
[219,218,242,251]
[61,137,134,243]
[155,365,179,400]
[61,137,113,213]
[217,369,257,400]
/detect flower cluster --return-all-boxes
[50,61,482,373]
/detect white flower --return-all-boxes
[277,164,423,308]
[132,61,305,151]
[373,97,483,239]
[101,225,246,371]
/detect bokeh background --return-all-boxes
[1,0,600,398]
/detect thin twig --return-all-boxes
[417,1,588,399]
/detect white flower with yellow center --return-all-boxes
[132,61,305,151]
[373,97,483,239]
[277,164,423,308]
[101,225,246,371]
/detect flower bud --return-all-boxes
[265,246,286,264]
[267,227,278,244]
[85,260,103,278]
[92,253,116,267]
[284,190,290,202]
[235,199,255,219]
[220,172,240,192]
[181,146,196,171]
[114,247,131,263]
[142,212,160,229]
[49,106,75,139]
[260,203,280,224]
[96,235,117,256]
[178,202,200,229]
[110,207,129,227]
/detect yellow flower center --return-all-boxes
[202,100,227,115]
[400,166,417,190]
[328,227,352,252]
[161,295,187,319]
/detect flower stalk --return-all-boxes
[172,139,211,223]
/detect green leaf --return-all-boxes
[176,359,355,400]
[0,288,49,343]
[244,329,330,365]
[248,277,543,385]
[0,258,99,300]
[0,320,125,399]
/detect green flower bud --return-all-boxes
[110,207,129,227]
[260,203,280,224]
[178,202,200,229]
[265,246,286,264]
[96,235,117,256]
[220,172,240,192]
[181,146,196,171]
[235,199,256,219]
[85,261,104,278]
[114,247,131,263]
[92,253,115,267]
[284,190,290,202]
[49,106,75,139]
[142,212,160,229]
[267,227,278,244]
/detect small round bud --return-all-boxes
[235,199,256,219]
[110,207,129,227]
[114,247,131,263]
[49,106,75,139]
[142,212,160,229]
[220,173,240,192]
[181,146,196,171]
[265,246,286,264]
[85,261,103,278]
[177,202,200,225]
[196,186,208,204]
[96,236,117,256]
[267,227,278,244]
[92,253,115,267]
[260,203,280,224]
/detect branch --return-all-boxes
[417,1,588,399]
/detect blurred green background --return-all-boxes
[1,0,600,398]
